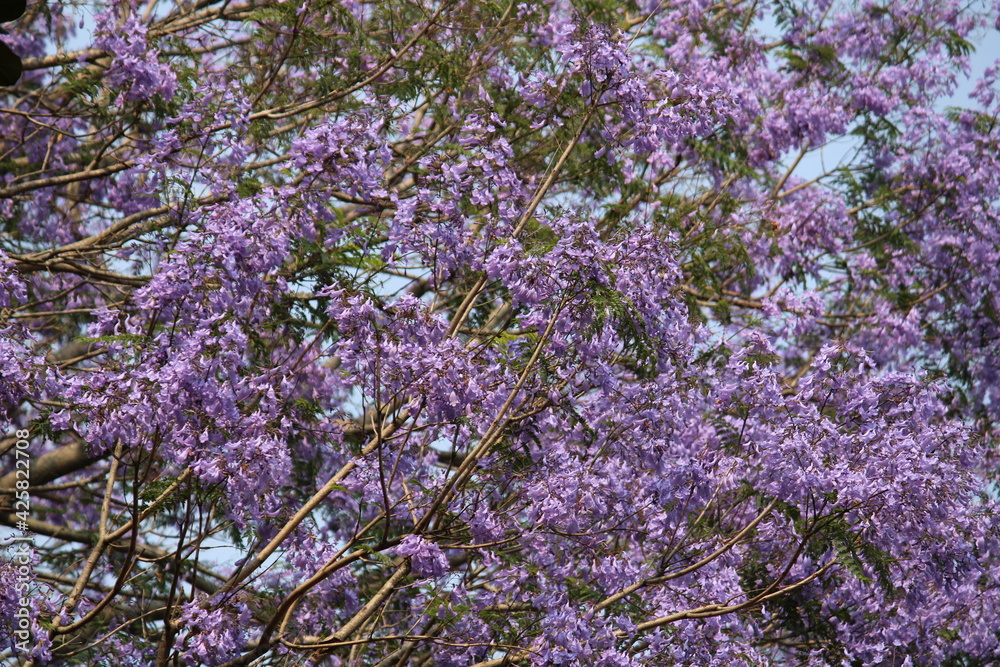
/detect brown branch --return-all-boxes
[0,439,104,494]
[0,162,132,198]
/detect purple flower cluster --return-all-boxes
[92,6,177,104]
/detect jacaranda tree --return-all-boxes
[1,0,999,664]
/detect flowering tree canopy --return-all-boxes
[1,0,1000,665]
